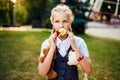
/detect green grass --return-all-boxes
[0,31,120,80]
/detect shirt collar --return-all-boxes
[56,37,70,49]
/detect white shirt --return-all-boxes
[40,36,89,57]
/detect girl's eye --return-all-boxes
[55,20,59,23]
[63,20,68,23]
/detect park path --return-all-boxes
[85,22,120,40]
[0,26,50,32]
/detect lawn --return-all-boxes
[0,31,120,80]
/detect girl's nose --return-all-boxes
[60,22,63,28]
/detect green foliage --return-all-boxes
[0,10,10,26]
[23,0,42,24]
[0,0,10,26]
[15,3,27,25]
[0,0,8,10]
[0,31,120,80]
[0,0,51,25]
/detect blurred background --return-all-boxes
[0,0,119,34]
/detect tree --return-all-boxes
[0,0,10,26]
[39,0,47,27]
[0,0,59,27]
[15,2,28,25]
[22,0,47,28]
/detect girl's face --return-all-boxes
[52,13,71,32]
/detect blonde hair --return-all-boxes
[50,4,74,23]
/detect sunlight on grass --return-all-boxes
[80,35,120,80]
[0,31,120,80]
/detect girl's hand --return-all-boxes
[68,31,76,50]
[68,31,75,45]
[48,32,57,48]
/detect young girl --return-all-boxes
[38,4,92,80]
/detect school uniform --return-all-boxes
[40,36,89,80]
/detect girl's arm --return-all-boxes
[38,33,57,77]
[68,32,92,75]
[38,46,56,77]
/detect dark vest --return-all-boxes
[49,46,79,80]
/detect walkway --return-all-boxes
[0,26,50,32]
[85,22,120,40]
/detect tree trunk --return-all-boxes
[39,0,47,27]
[9,0,14,26]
